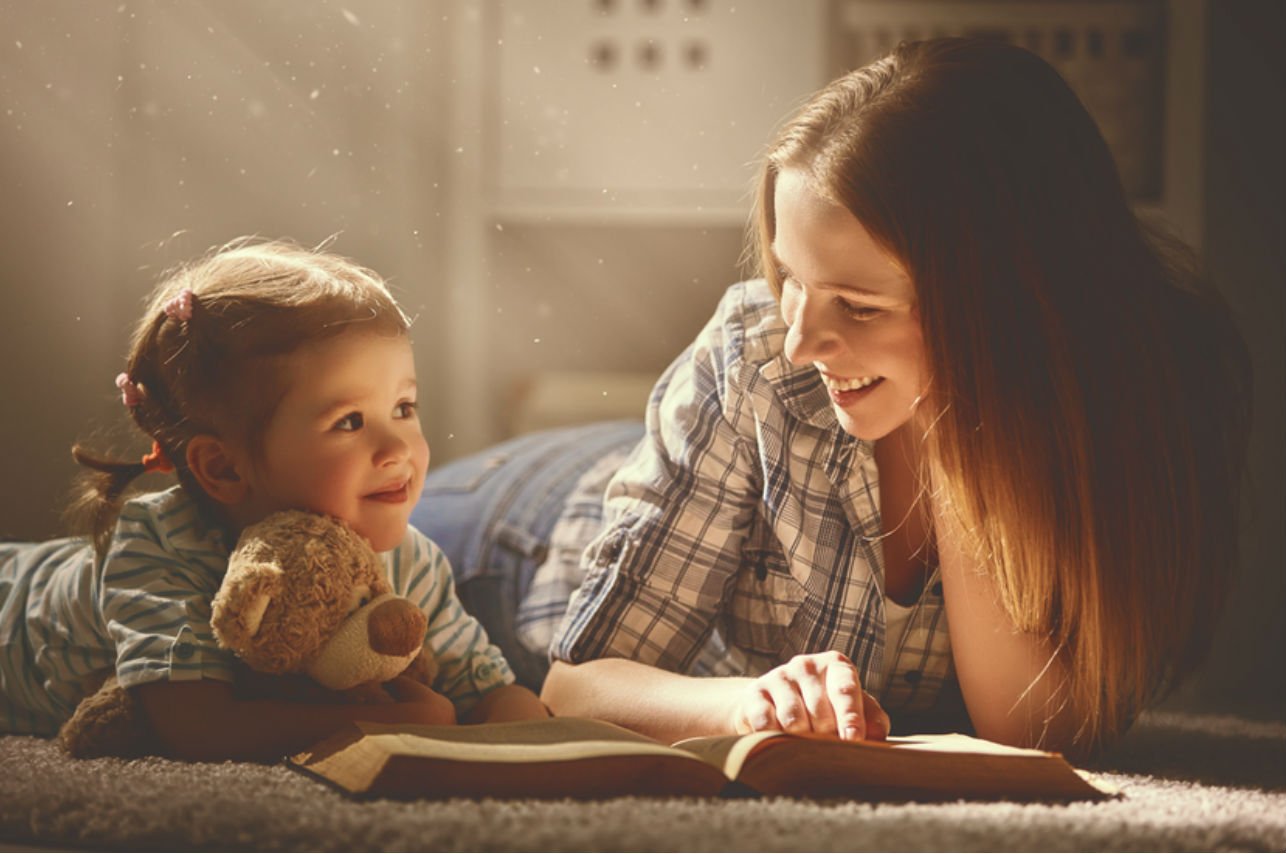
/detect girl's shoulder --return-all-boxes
[118,484,193,518]
[379,526,450,597]
[113,486,228,560]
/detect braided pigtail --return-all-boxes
[65,447,150,558]
[65,292,193,558]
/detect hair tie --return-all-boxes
[140,440,175,474]
[163,288,195,321]
[115,372,143,408]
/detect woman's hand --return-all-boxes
[732,651,890,741]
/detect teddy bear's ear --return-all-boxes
[211,563,284,656]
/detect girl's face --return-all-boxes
[774,168,927,441]
[239,327,429,552]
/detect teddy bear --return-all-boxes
[57,510,437,758]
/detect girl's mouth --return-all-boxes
[365,483,410,504]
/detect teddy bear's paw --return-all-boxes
[58,676,158,759]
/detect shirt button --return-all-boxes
[903,670,922,684]
[175,642,195,660]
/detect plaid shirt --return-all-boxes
[548,280,953,714]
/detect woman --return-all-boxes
[412,37,1250,756]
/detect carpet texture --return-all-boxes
[2,710,1283,852]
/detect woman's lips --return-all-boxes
[829,377,885,406]
[817,367,885,406]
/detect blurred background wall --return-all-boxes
[1,0,1280,718]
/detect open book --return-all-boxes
[289,716,1114,801]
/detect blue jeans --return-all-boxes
[410,421,645,690]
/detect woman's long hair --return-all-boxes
[753,38,1252,750]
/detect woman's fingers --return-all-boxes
[763,670,812,734]
[736,686,780,733]
[823,657,866,740]
[863,690,891,741]
[733,652,892,742]
[793,656,835,735]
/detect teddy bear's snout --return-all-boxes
[366,597,428,657]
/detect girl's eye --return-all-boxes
[334,412,364,432]
[395,400,418,419]
[836,298,883,321]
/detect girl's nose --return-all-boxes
[373,426,410,466]
[783,291,842,366]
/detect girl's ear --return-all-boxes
[186,434,250,505]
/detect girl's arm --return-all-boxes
[541,657,889,746]
[935,506,1080,753]
[134,676,456,763]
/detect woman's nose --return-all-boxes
[783,291,841,366]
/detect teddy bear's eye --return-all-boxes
[346,585,374,615]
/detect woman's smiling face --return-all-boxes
[773,167,928,441]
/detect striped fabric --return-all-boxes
[1,487,511,736]
[549,280,954,715]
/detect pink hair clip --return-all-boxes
[115,372,143,408]
[163,288,194,321]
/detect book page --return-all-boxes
[352,717,693,764]
[670,732,1048,782]
[672,731,784,779]
[290,717,731,799]
[885,733,1051,756]
[674,731,1111,801]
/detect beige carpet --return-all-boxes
[1,710,1283,852]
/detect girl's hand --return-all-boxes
[732,651,890,741]
[383,674,458,725]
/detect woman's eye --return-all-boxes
[334,412,364,432]
[395,400,418,419]
[836,298,882,321]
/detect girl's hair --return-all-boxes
[753,38,1252,750]
[68,238,411,556]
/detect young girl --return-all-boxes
[414,37,1252,758]
[0,239,546,761]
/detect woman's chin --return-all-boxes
[834,408,908,443]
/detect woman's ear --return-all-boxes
[186,434,250,505]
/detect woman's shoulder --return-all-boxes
[703,280,833,430]
[709,279,789,368]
